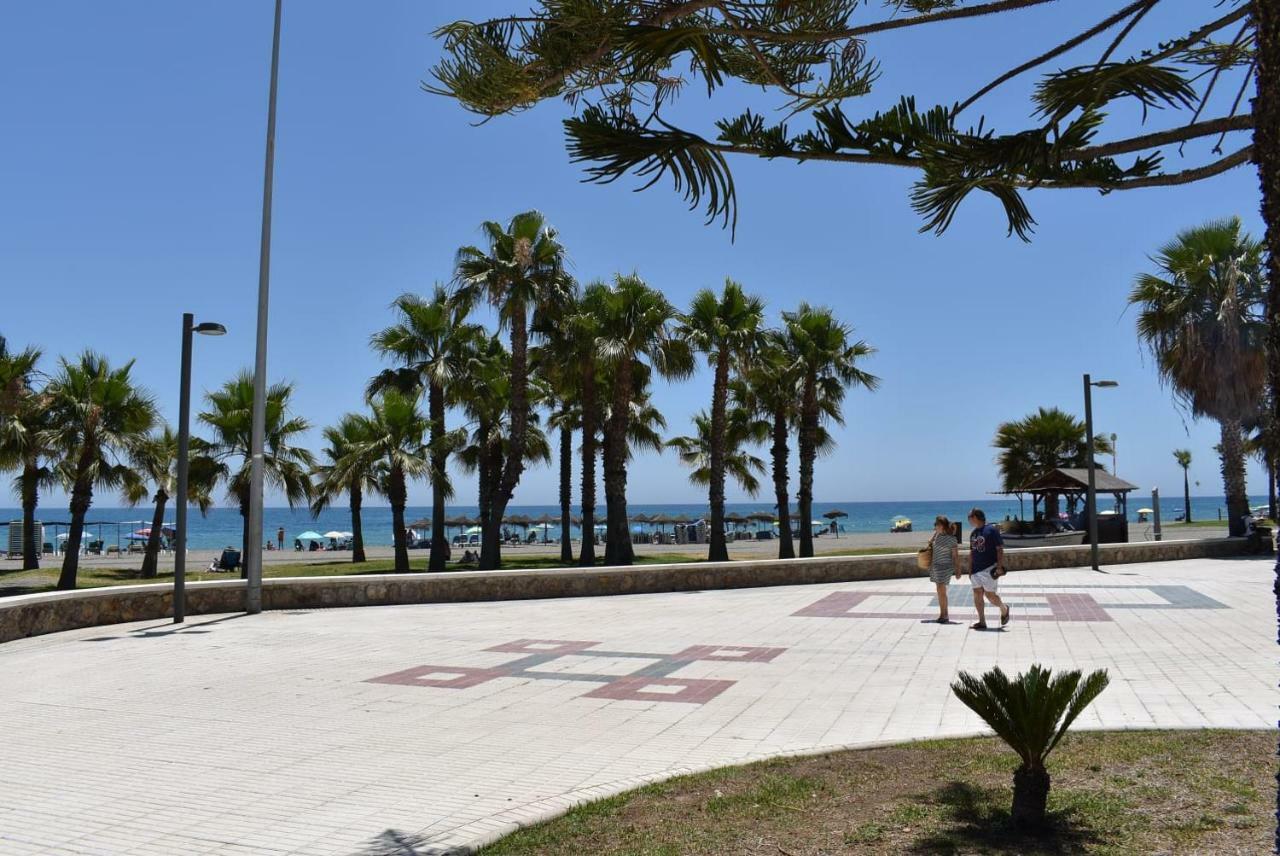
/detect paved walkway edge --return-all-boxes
[0,537,1251,644]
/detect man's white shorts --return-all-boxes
[970,567,999,591]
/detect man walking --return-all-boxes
[966,508,1011,631]
[276,526,285,551]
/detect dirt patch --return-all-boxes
[481,730,1274,854]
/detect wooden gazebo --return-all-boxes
[1019,468,1139,522]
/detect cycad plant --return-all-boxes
[951,664,1110,829]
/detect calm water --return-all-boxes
[1,495,1260,550]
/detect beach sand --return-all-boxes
[0,523,1227,575]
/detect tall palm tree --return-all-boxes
[369,287,484,570]
[454,211,572,568]
[0,339,50,570]
[1246,404,1280,521]
[200,372,314,574]
[993,407,1115,519]
[573,282,611,565]
[1172,449,1194,523]
[668,407,765,501]
[1131,217,1266,536]
[782,304,878,558]
[130,427,217,579]
[351,391,430,573]
[44,352,157,590]
[311,414,385,564]
[594,274,693,565]
[679,280,765,561]
[733,332,800,559]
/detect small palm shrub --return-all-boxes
[951,664,1110,829]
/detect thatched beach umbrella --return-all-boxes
[531,512,558,542]
[823,508,848,538]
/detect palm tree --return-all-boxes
[200,372,313,574]
[952,665,1110,829]
[1131,217,1266,537]
[668,407,765,503]
[594,274,693,565]
[351,391,430,573]
[733,332,800,559]
[1246,404,1280,521]
[782,304,878,558]
[679,280,765,561]
[369,287,484,570]
[573,282,611,565]
[311,414,385,564]
[0,339,50,570]
[454,211,572,568]
[44,352,157,590]
[130,427,217,579]
[993,407,1115,519]
[1172,449,1194,523]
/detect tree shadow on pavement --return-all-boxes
[354,830,461,856]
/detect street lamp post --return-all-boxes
[246,0,284,615]
[175,313,226,624]
[1083,374,1118,571]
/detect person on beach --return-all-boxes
[276,526,284,550]
[966,508,1011,630]
[927,515,961,623]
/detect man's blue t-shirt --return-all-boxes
[969,524,1003,573]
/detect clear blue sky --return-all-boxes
[1,1,1264,509]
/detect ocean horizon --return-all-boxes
[1,495,1261,551]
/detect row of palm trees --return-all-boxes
[321,211,878,572]
[0,343,315,589]
[0,210,878,583]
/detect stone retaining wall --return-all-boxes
[0,537,1253,643]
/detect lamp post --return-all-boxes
[246,0,284,615]
[1083,374,1118,571]
[175,313,226,624]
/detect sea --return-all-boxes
[1,495,1263,551]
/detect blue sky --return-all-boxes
[1,1,1265,509]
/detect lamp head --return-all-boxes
[1092,380,1118,388]
[193,322,227,336]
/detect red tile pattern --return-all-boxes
[793,590,1114,623]
[366,664,509,689]
[582,676,736,704]
[673,645,787,663]
[485,639,600,656]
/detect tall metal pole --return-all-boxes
[174,314,194,624]
[1152,487,1162,542]
[1084,373,1100,571]
[246,0,283,615]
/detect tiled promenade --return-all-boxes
[0,557,1272,854]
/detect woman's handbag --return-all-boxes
[916,536,934,571]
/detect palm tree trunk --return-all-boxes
[428,381,448,572]
[1243,5,1279,831]
[57,476,93,590]
[707,349,730,563]
[558,419,573,564]
[350,481,366,563]
[139,489,168,579]
[1219,418,1250,536]
[20,461,39,570]
[797,379,817,559]
[578,361,597,566]
[1011,765,1050,829]
[486,301,529,569]
[1183,467,1193,523]
[771,409,795,560]
[480,440,504,570]
[389,465,409,572]
[603,363,634,566]
[237,484,250,580]
[1269,457,1277,522]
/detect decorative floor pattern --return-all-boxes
[793,583,1227,623]
[367,639,788,704]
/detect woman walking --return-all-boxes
[927,515,961,623]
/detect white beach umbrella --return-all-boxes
[322,531,345,539]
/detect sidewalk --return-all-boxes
[0,557,1272,855]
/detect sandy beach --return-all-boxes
[0,523,1229,575]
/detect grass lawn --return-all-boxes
[0,546,916,595]
[481,730,1272,855]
